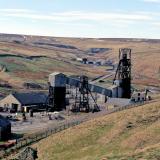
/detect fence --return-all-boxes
[108,100,155,114]
[0,120,83,159]
[0,100,154,159]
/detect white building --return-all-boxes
[131,91,147,102]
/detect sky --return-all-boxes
[0,0,160,38]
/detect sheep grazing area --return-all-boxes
[32,100,160,160]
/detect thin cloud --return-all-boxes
[142,0,160,3]
[0,9,158,31]
[152,22,160,26]
[0,8,35,13]
[51,11,152,21]
[1,11,152,22]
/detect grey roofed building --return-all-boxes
[0,92,48,112]
[12,92,48,106]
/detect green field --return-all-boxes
[0,55,91,88]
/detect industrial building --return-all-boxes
[131,90,151,102]
[0,92,47,112]
[47,49,132,112]
[0,48,146,114]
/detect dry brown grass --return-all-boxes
[0,36,159,95]
[32,100,160,160]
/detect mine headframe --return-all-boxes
[73,76,100,113]
[113,48,132,99]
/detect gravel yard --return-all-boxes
[0,104,108,135]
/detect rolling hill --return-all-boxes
[33,100,160,160]
[0,33,160,97]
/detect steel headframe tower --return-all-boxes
[114,48,132,99]
[74,76,90,112]
[74,76,100,112]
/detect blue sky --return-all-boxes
[0,0,160,38]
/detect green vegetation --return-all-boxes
[0,56,27,72]
[33,101,160,160]
[0,87,14,96]
[0,55,86,87]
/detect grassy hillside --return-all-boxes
[33,101,160,160]
[56,37,160,85]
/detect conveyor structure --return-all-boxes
[48,72,113,111]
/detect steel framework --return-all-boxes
[73,76,100,112]
[114,48,132,98]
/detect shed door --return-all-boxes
[12,104,18,112]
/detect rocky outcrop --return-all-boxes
[33,42,77,50]
[87,48,112,54]
[16,147,38,160]
[0,65,7,72]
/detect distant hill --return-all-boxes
[0,33,159,95]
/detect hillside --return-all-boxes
[33,101,160,160]
[0,34,160,96]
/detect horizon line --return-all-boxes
[1,32,160,41]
